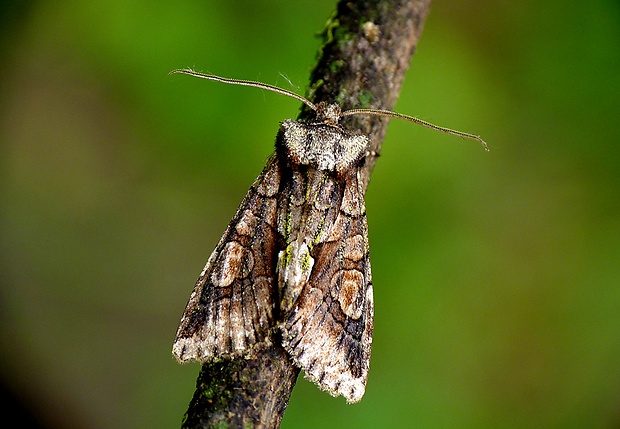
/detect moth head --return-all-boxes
[314,102,342,127]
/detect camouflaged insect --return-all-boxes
[170,69,487,403]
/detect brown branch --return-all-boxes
[180,1,430,428]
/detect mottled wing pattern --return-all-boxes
[173,154,282,362]
[279,166,374,403]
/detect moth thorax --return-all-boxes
[282,120,369,173]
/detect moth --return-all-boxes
[170,69,487,403]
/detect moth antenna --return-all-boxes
[342,108,489,151]
[170,69,487,151]
[169,68,317,112]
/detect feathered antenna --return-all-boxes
[169,68,488,151]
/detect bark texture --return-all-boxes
[181,1,430,427]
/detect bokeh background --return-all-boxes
[1,0,619,428]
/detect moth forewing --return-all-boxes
[276,118,374,403]
[172,155,282,362]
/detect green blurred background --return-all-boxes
[1,0,619,428]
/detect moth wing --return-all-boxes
[281,172,374,403]
[173,155,281,362]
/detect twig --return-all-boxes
[180,1,430,427]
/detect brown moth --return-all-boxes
[170,69,487,403]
